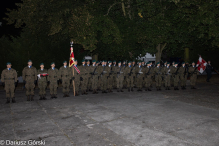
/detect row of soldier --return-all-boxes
[1,59,199,103]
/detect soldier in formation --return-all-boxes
[1,62,17,103]
[2,60,203,102]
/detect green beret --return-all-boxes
[108,61,112,63]
[192,61,195,63]
[175,62,178,64]
[182,62,185,64]
[128,61,132,63]
[51,62,55,65]
[146,62,149,65]
[142,60,144,62]
[123,61,126,63]
[186,61,189,63]
[149,61,152,63]
[96,61,99,63]
[172,61,175,63]
[75,59,77,62]
[167,62,170,64]
[92,60,96,63]
[63,61,67,63]
[113,60,116,63]
[164,61,167,63]
[28,60,32,62]
[118,61,121,63]
[156,62,160,65]
[138,61,142,63]
[6,62,11,65]
[132,60,135,62]
[86,60,90,63]
[40,63,44,66]
[82,59,85,62]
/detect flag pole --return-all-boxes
[70,41,76,96]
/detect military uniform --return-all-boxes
[86,61,92,91]
[59,63,72,97]
[37,64,48,100]
[124,62,133,91]
[170,63,180,90]
[80,61,89,94]
[178,62,187,89]
[153,62,163,90]
[99,61,109,93]
[90,60,100,93]
[189,63,198,89]
[112,61,117,89]
[122,61,127,89]
[1,62,17,103]
[22,61,37,101]
[135,63,144,91]
[170,62,175,86]
[107,61,113,92]
[48,63,59,98]
[162,63,171,90]
[116,62,125,92]
[144,62,152,91]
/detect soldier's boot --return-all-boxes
[39,95,43,100]
[92,90,96,94]
[148,88,152,91]
[120,89,124,92]
[54,95,57,98]
[128,87,130,92]
[50,94,54,99]
[30,95,34,101]
[27,96,30,101]
[43,95,47,100]
[75,91,79,96]
[95,89,99,94]
[84,91,88,95]
[117,89,120,92]
[176,87,179,90]
[131,87,134,91]
[12,97,16,103]
[6,98,10,104]
[66,93,70,97]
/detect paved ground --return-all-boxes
[0,81,219,146]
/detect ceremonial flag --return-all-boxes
[197,55,207,74]
[69,45,74,67]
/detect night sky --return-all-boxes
[0,0,22,36]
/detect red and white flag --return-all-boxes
[73,65,80,74]
[197,55,207,74]
[69,46,74,67]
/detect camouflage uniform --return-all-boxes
[112,63,117,88]
[135,65,144,91]
[37,68,48,99]
[153,64,163,90]
[170,62,175,86]
[48,67,59,98]
[86,63,92,91]
[73,64,81,95]
[1,67,17,103]
[178,63,188,89]
[107,64,113,92]
[99,63,109,93]
[80,64,89,94]
[90,62,100,93]
[170,64,180,90]
[162,64,171,90]
[59,66,72,96]
[22,66,37,100]
[188,65,198,89]
[116,65,125,92]
[144,64,153,91]
[124,64,132,91]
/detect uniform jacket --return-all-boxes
[22,66,37,81]
[47,68,59,82]
[1,68,17,82]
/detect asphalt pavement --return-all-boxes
[0,82,219,146]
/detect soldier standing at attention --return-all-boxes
[122,61,127,89]
[153,62,162,90]
[48,62,59,99]
[37,63,48,100]
[80,60,88,95]
[162,62,171,90]
[96,61,101,91]
[86,60,92,92]
[59,61,72,97]
[179,62,187,89]
[72,60,80,96]
[100,60,109,93]
[1,62,17,103]
[132,60,137,87]
[124,61,132,92]
[171,62,180,90]
[107,61,113,92]
[170,61,175,87]
[22,60,37,101]
[144,62,152,91]
[112,61,117,89]
[90,60,99,94]
[116,61,124,92]
[189,61,199,89]
[136,61,144,91]
[149,61,154,88]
